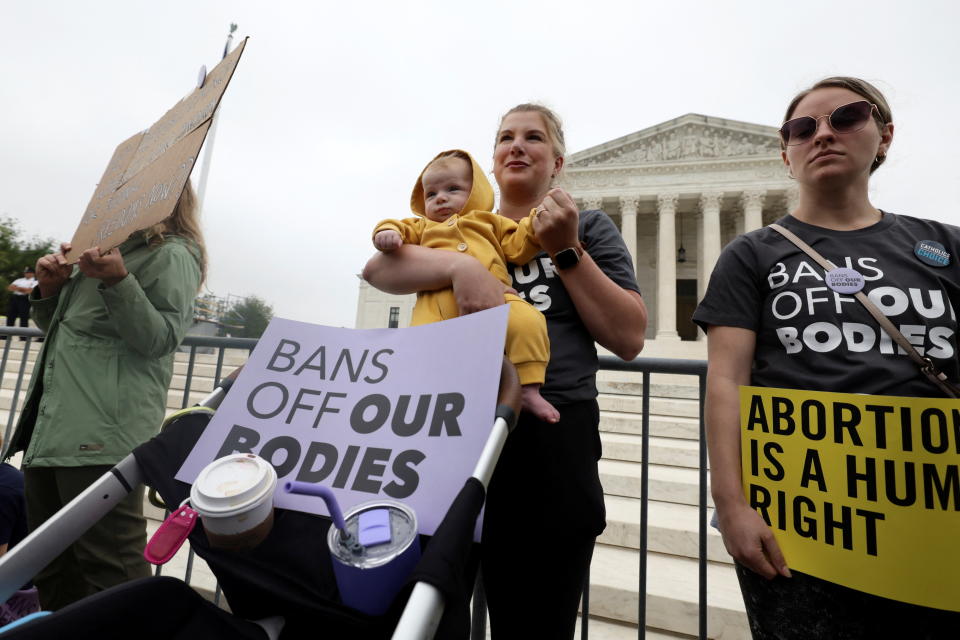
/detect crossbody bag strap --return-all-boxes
[769,223,960,398]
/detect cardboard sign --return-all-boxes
[740,386,960,612]
[72,121,210,250]
[177,306,510,538]
[67,38,248,262]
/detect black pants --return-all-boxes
[24,466,151,611]
[735,562,959,639]
[5,295,29,327]
[2,576,267,639]
[481,399,604,639]
[4,295,30,340]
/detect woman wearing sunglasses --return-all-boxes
[694,77,959,637]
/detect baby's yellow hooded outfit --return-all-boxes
[372,150,549,385]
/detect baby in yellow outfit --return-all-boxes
[373,150,558,422]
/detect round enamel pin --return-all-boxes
[826,267,865,294]
[914,240,951,267]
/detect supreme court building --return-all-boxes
[355,113,796,359]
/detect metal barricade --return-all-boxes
[0,327,256,603]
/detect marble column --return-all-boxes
[584,196,604,211]
[656,193,680,341]
[619,195,639,275]
[698,192,723,336]
[741,189,766,232]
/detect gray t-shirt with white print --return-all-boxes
[507,209,641,405]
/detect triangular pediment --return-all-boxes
[568,114,781,168]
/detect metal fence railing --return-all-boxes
[0,327,46,448]
[0,328,256,450]
[152,334,257,604]
[0,327,711,638]
[0,327,256,604]
[593,355,709,640]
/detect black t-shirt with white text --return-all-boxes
[508,209,641,404]
[693,212,960,397]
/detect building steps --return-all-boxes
[599,458,714,509]
[600,432,702,468]
[598,392,700,418]
[600,410,702,441]
[589,547,748,640]
[576,618,694,640]
[601,496,728,564]
[0,387,211,414]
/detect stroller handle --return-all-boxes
[471,358,520,491]
[393,358,521,640]
[494,358,521,433]
[190,365,244,414]
[210,365,243,407]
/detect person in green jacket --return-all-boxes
[6,183,206,610]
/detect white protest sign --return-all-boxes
[177,305,509,537]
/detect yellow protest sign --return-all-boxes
[740,386,959,612]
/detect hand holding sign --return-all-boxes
[35,243,73,298]
[716,500,790,580]
[76,247,128,287]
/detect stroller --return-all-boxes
[0,360,521,639]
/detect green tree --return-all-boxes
[221,295,274,338]
[0,217,55,313]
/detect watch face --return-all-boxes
[554,247,580,270]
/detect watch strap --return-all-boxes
[552,245,583,270]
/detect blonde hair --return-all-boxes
[143,180,207,285]
[783,77,893,173]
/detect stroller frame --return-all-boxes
[0,362,520,640]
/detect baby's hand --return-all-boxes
[374,230,403,252]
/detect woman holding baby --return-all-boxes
[364,103,647,638]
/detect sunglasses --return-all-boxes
[779,100,880,146]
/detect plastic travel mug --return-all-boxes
[328,500,420,615]
[190,453,278,551]
[283,482,421,616]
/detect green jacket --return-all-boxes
[7,233,202,468]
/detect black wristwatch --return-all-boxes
[552,245,583,270]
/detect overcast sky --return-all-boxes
[3,1,958,328]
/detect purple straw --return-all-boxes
[284,481,349,533]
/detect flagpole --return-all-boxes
[195,23,237,213]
